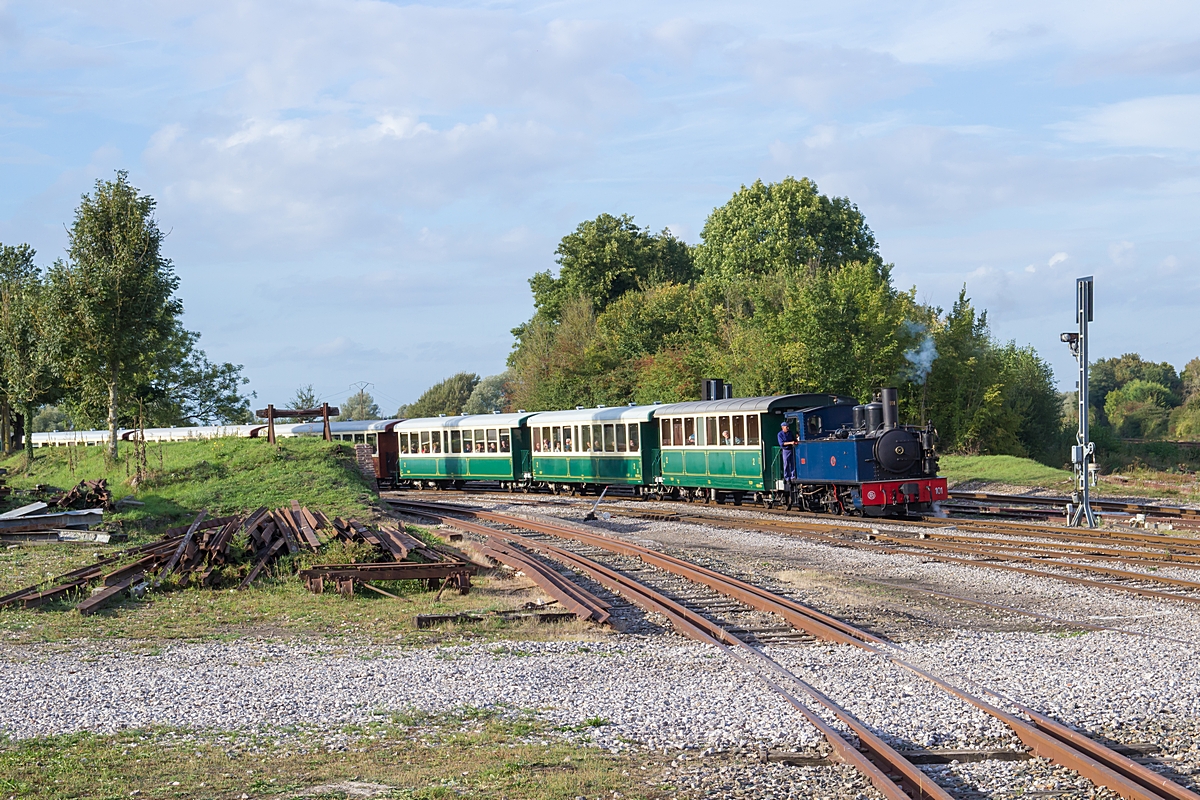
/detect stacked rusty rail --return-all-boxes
[298,516,476,597]
[0,514,236,613]
[51,479,114,511]
[1,502,474,614]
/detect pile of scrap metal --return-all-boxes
[298,517,476,598]
[0,501,115,544]
[0,512,239,615]
[51,479,114,511]
[0,503,475,615]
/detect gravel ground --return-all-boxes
[764,644,1020,751]
[523,501,1200,645]
[0,638,825,754]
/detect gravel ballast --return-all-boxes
[0,638,825,754]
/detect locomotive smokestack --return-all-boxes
[881,388,899,429]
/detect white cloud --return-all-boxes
[765,124,1184,226]
[1108,241,1134,265]
[1048,252,1068,267]
[1055,94,1200,150]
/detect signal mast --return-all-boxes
[1060,276,1098,528]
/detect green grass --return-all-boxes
[1,437,377,528]
[0,531,605,646]
[939,455,1073,488]
[0,712,668,799]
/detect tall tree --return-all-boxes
[0,272,56,466]
[46,171,181,459]
[0,243,40,452]
[339,388,381,421]
[1089,354,1183,424]
[463,371,512,415]
[400,372,480,418]
[527,213,694,323]
[287,384,321,423]
[695,177,880,287]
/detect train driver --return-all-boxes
[778,422,797,480]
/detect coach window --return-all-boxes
[747,415,760,446]
[603,424,616,452]
[579,425,591,452]
[717,416,731,446]
[354,433,365,445]
[548,426,559,452]
[401,433,411,454]
[683,417,695,446]
[671,418,683,446]
[615,424,627,452]
[367,433,378,454]
[732,415,745,446]
[706,417,718,447]
[500,429,511,453]
[418,431,428,453]
[450,430,462,453]
[486,429,498,453]
[592,424,603,451]
[628,424,640,452]
[463,430,473,453]
[542,429,553,453]
[660,419,671,446]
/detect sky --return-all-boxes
[2,1,1198,414]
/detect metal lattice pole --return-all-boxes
[1062,277,1097,528]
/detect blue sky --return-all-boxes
[2,1,1198,413]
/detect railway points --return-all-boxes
[388,497,1200,800]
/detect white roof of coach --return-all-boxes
[393,413,535,431]
[526,405,657,426]
[289,419,402,436]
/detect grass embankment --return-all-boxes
[939,455,1073,488]
[0,710,666,800]
[940,453,1200,502]
[0,437,377,527]
[0,438,603,646]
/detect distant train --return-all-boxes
[32,388,946,516]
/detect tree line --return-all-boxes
[396,177,1069,464]
[2,172,251,463]
[1086,354,1200,444]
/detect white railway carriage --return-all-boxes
[31,424,297,447]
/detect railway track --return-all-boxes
[388,497,1200,800]
[383,483,1200,525]
[389,488,1200,602]
[621,507,1200,607]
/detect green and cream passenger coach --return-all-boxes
[393,412,535,489]
[526,405,659,493]
[649,394,853,503]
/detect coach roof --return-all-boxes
[526,405,658,426]
[652,394,856,416]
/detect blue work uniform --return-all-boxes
[778,427,796,480]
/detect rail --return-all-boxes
[388,497,1200,800]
